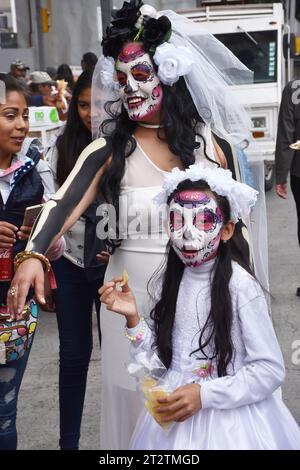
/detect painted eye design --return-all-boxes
[170,211,184,232]
[131,63,152,82]
[194,209,217,232]
[116,71,127,86]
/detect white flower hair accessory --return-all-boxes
[153,42,195,86]
[98,56,119,91]
[154,163,258,222]
[135,4,157,29]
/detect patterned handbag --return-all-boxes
[0,300,38,364]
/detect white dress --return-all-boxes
[128,260,300,450]
[100,128,217,449]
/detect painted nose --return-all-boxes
[124,76,137,94]
[183,223,197,240]
[124,82,133,94]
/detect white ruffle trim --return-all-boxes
[154,163,258,222]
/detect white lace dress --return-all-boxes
[100,128,217,449]
[128,260,300,450]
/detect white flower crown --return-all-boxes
[153,42,194,86]
[154,163,258,222]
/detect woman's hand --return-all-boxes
[96,251,110,264]
[99,276,138,323]
[7,258,46,320]
[276,183,288,199]
[17,225,32,241]
[0,221,17,248]
[156,383,202,423]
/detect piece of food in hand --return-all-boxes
[55,79,68,110]
[56,79,68,95]
[290,140,300,150]
[120,269,129,287]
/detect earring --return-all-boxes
[222,239,227,244]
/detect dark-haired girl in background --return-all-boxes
[100,165,300,450]
[7,2,253,449]
[46,70,107,450]
[56,64,75,92]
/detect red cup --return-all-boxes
[0,248,13,282]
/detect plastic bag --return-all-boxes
[127,350,175,432]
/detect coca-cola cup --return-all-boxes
[0,247,13,282]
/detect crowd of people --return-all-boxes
[0,0,300,451]
[8,52,98,119]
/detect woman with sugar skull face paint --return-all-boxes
[7,1,255,449]
[100,163,300,450]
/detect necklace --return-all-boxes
[138,122,164,129]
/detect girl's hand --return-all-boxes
[17,225,32,241]
[7,258,46,320]
[99,276,138,319]
[156,383,202,423]
[0,221,17,248]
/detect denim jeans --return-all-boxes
[52,256,104,450]
[0,348,31,450]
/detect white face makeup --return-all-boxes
[169,190,224,267]
[116,43,163,121]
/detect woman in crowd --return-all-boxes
[46,70,107,450]
[0,73,64,450]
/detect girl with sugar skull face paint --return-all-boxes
[168,189,224,267]
[100,163,300,450]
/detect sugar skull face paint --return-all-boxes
[169,190,224,267]
[116,43,163,121]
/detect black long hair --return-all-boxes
[149,179,253,377]
[56,70,93,186]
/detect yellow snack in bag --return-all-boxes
[141,376,173,431]
[141,377,157,400]
[120,269,129,287]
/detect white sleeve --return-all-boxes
[200,294,285,410]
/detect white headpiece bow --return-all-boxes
[154,163,258,223]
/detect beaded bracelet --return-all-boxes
[125,317,146,342]
[14,251,51,273]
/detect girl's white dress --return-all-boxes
[127,260,300,450]
[100,128,217,449]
